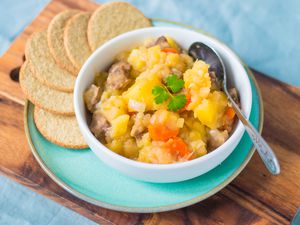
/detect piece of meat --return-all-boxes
[90,111,110,139]
[223,115,235,133]
[229,88,239,104]
[147,36,170,49]
[106,61,131,90]
[154,36,170,49]
[208,129,229,150]
[84,84,102,112]
[209,71,221,91]
[130,113,151,138]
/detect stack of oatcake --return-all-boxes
[20,2,151,149]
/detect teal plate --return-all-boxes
[24,20,263,213]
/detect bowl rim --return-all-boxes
[74,26,252,170]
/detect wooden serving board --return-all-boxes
[0,0,299,224]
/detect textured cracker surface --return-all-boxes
[25,31,76,92]
[48,10,80,75]
[87,2,151,51]
[21,4,151,149]
[34,107,88,149]
[64,12,92,70]
[20,61,75,115]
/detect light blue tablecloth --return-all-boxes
[0,176,97,225]
[0,0,299,86]
[0,1,299,225]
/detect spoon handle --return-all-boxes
[230,100,280,175]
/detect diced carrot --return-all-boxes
[166,137,190,157]
[226,107,235,120]
[188,154,196,160]
[128,111,136,116]
[148,124,179,141]
[162,47,178,54]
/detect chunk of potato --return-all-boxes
[106,139,123,155]
[128,47,147,73]
[165,36,180,51]
[165,53,193,73]
[138,142,174,164]
[128,99,146,113]
[100,96,127,123]
[123,138,140,159]
[106,135,140,159]
[165,54,183,71]
[110,114,130,138]
[136,132,151,148]
[183,117,207,142]
[184,60,210,90]
[179,116,207,155]
[183,60,211,110]
[194,91,228,129]
[150,109,182,130]
[147,45,167,68]
[190,140,207,157]
[122,69,163,111]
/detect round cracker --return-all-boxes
[87,2,152,51]
[20,61,75,116]
[25,31,76,93]
[34,106,88,149]
[64,12,92,70]
[48,10,80,75]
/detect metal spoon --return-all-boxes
[188,42,280,175]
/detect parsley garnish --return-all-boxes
[166,74,184,93]
[168,94,187,111]
[152,86,169,104]
[152,74,187,111]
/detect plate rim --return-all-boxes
[23,19,264,213]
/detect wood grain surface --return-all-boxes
[0,0,299,224]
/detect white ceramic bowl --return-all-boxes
[74,27,252,183]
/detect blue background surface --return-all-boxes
[0,0,299,224]
[0,0,299,86]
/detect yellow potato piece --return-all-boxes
[184,61,211,111]
[123,138,140,159]
[110,114,130,138]
[100,96,127,123]
[165,36,180,51]
[127,47,147,73]
[122,70,162,111]
[106,139,123,155]
[138,143,174,164]
[194,91,228,129]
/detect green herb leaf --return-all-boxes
[166,74,184,93]
[168,94,187,111]
[152,86,170,104]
